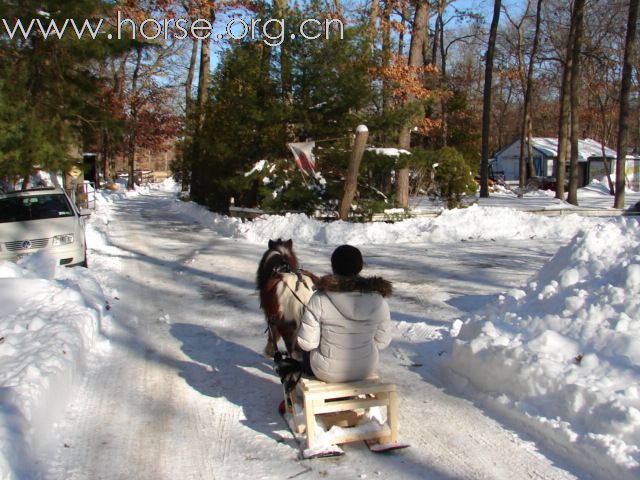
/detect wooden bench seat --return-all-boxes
[284,376,398,449]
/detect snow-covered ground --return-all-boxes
[1,180,639,479]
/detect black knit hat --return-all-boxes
[331,245,363,276]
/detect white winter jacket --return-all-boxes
[297,275,392,382]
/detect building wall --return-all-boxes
[626,160,640,191]
[493,141,547,181]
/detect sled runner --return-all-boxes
[280,374,408,458]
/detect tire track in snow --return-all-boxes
[210,400,234,468]
[386,371,578,480]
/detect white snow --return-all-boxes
[1,178,639,479]
[366,147,411,157]
[244,160,268,177]
[443,218,640,471]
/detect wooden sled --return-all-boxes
[283,375,400,452]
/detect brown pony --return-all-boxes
[256,239,317,359]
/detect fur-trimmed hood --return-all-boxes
[298,274,393,382]
[316,275,392,298]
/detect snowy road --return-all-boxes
[44,191,583,479]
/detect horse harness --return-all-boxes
[264,261,316,353]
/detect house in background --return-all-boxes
[490,137,626,188]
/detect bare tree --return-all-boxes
[127,47,144,191]
[186,38,199,108]
[512,0,543,188]
[398,0,409,57]
[396,0,430,209]
[480,0,502,198]
[433,3,479,148]
[615,0,639,208]
[196,5,214,127]
[567,0,586,206]
[274,0,295,140]
[554,1,576,201]
[381,0,395,115]
[368,0,381,38]
[184,0,199,110]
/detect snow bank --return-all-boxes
[0,260,109,478]
[168,201,599,247]
[0,195,117,480]
[268,204,597,245]
[444,217,640,475]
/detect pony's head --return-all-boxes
[267,239,298,267]
[256,238,300,290]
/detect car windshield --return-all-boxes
[0,194,74,223]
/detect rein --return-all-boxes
[272,259,316,307]
[265,258,316,350]
[282,275,315,306]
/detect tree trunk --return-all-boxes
[600,139,615,195]
[368,0,380,38]
[100,128,110,187]
[333,0,343,20]
[196,7,214,127]
[381,0,394,115]
[197,37,210,122]
[184,0,198,111]
[338,126,369,220]
[615,0,639,208]
[480,0,502,198]
[555,3,577,201]
[438,1,447,147]
[402,2,430,101]
[396,0,430,209]
[567,0,586,206]
[186,36,198,109]
[519,0,542,187]
[127,47,143,191]
[398,1,408,57]
[526,1,543,180]
[274,0,294,140]
[431,4,442,66]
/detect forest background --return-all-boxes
[0,0,638,216]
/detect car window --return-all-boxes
[0,194,75,223]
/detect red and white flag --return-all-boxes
[287,142,316,175]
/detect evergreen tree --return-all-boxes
[432,146,477,209]
[289,5,375,140]
[188,2,380,214]
[0,0,128,183]
[190,40,284,213]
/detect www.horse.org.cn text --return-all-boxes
[1,12,345,47]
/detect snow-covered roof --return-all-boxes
[529,137,617,161]
[496,138,619,162]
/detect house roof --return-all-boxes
[530,137,617,161]
[495,137,619,162]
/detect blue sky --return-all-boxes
[452,0,528,23]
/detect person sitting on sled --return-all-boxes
[297,244,392,383]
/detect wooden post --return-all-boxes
[338,125,369,220]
